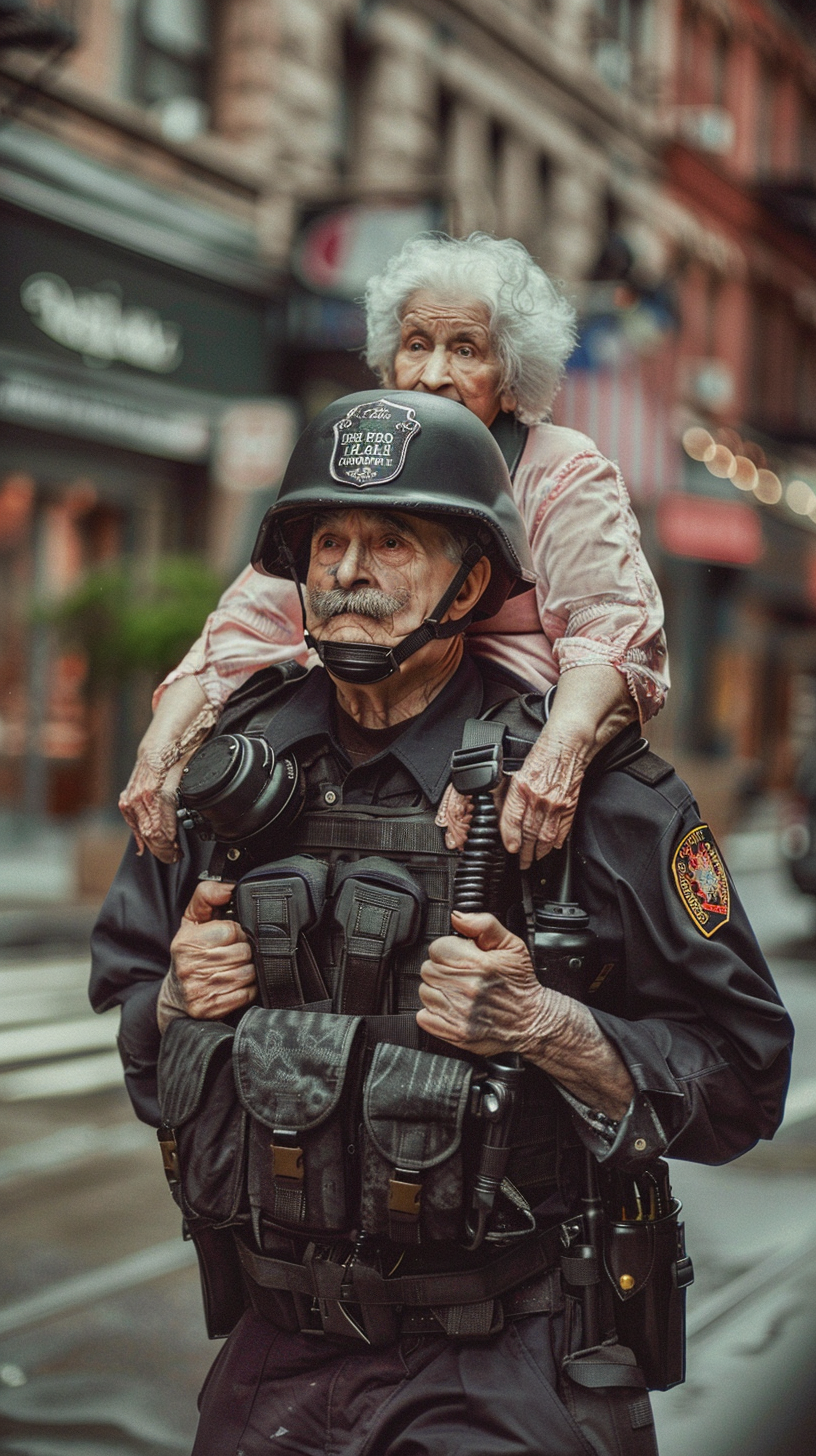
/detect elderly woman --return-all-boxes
[121,233,668,865]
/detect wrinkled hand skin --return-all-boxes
[437,665,637,868]
[418,911,633,1119]
[157,880,257,1033]
[436,729,586,868]
[119,755,186,863]
[119,679,216,861]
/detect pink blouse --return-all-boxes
[158,423,669,722]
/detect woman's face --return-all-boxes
[390,291,516,426]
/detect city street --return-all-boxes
[0,835,815,1456]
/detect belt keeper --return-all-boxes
[157,1123,179,1186]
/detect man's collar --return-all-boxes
[261,655,487,803]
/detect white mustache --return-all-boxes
[308,586,410,621]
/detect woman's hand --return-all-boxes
[436,665,637,867]
[118,677,216,861]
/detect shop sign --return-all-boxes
[1,209,269,397]
[293,201,442,300]
[656,493,763,566]
[20,273,183,374]
[0,372,210,460]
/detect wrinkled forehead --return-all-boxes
[310,507,423,543]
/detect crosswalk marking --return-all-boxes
[0,1014,119,1065]
[0,956,125,1100]
[0,1238,197,1336]
[0,1121,154,1184]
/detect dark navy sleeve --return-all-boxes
[573,771,794,1172]
[89,832,206,1125]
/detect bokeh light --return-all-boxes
[785,479,816,515]
[682,427,716,461]
[754,469,783,504]
[731,456,759,491]
[706,445,737,478]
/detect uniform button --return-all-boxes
[324,790,338,805]
[634,1138,647,1152]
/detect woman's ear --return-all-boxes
[499,389,517,415]
[448,556,492,619]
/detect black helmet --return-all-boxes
[251,391,534,684]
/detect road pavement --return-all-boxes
[0,834,815,1455]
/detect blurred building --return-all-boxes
[657,0,816,809]
[3,0,816,831]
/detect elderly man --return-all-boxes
[120,233,667,870]
[92,393,791,1456]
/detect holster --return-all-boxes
[604,1200,693,1391]
[234,1006,364,1241]
[360,1042,473,1244]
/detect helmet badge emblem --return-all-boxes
[330,398,421,487]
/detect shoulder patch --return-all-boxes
[672,825,730,937]
[622,751,674,786]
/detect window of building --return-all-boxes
[593,0,652,91]
[129,0,212,142]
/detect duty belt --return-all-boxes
[235,1218,581,1344]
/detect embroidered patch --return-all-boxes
[672,825,730,937]
[330,398,421,487]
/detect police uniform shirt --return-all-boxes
[90,653,792,1177]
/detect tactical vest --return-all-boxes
[155,678,593,1343]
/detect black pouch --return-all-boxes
[186,1221,248,1340]
[332,857,426,1015]
[234,1005,363,1239]
[157,1018,247,1226]
[361,1042,472,1244]
[234,857,328,1007]
[604,1200,693,1390]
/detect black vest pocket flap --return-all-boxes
[364,1043,472,1169]
[234,857,329,1009]
[234,1006,363,1131]
[158,1019,235,1127]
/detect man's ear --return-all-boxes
[448,557,491,620]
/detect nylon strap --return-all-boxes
[235,1218,574,1309]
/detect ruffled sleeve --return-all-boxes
[512,428,669,722]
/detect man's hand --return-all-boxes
[157,880,257,1032]
[417,911,548,1058]
[418,910,634,1119]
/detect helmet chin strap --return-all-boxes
[278,532,487,686]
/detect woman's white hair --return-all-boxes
[364,233,578,425]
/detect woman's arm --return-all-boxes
[119,567,307,858]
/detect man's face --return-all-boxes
[390,291,515,426]
[305,508,466,649]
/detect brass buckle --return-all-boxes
[271,1130,304,1187]
[157,1124,179,1185]
[388,1173,422,1219]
